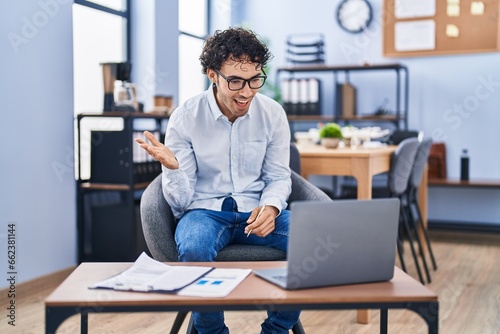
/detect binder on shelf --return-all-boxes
[281,78,321,116]
[298,79,309,115]
[288,79,301,115]
[335,83,357,118]
[308,78,321,116]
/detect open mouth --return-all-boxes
[235,98,249,107]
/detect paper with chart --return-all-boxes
[178,268,252,297]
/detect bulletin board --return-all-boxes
[383,0,500,57]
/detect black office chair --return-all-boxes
[406,138,437,275]
[385,129,423,145]
[385,137,429,284]
[140,143,331,333]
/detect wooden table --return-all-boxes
[45,261,438,334]
[297,143,396,199]
[296,143,429,323]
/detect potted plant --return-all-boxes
[319,122,343,148]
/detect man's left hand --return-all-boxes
[245,205,279,237]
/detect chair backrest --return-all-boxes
[388,137,420,196]
[140,174,178,262]
[289,142,301,174]
[409,138,433,190]
[388,130,422,145]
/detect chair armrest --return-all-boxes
[140,174,179,261]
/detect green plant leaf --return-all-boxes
[319,123,343,139]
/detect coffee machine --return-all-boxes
[101,62,138,112]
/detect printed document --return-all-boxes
[88,252,212,292]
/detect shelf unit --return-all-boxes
[76,112,168,262]
[276,63,409,132]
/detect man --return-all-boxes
[136,27,299,334]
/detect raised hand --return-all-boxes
[135,131,179,170]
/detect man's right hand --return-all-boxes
[135,131,179,170]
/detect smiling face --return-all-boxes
[207,58,263,122]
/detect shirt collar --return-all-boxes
[206,85,253,121]
[207,85,222,121]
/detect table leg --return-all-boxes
[45,307,80,334]
[357,310,370,324]
[380,308,388,334]
[406,301,439,334]
[354,171,372,200]
[354,167,372,324]
[81,311,88,334]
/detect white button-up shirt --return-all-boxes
[162,86,291,219]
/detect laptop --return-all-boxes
[253,198,400,290]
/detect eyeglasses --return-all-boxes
[215,69,267,91]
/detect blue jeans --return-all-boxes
[175,197,301,334]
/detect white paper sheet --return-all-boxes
[88,252,212,292]
[178,268,252,297]
[395,0,436,19]
[395,20,436,52]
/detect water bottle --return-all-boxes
[460,149,469,181]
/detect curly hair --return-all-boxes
[199,27,273,74]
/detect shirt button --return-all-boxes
[232,155,236,159]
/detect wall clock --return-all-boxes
[336,0,373,34]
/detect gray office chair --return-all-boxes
[385,137,428,284]
[406,138,437,274]
[341,129,423,199]
[140,144,331,333]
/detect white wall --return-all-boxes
[0,0,76,288]
[232,0,500,224]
